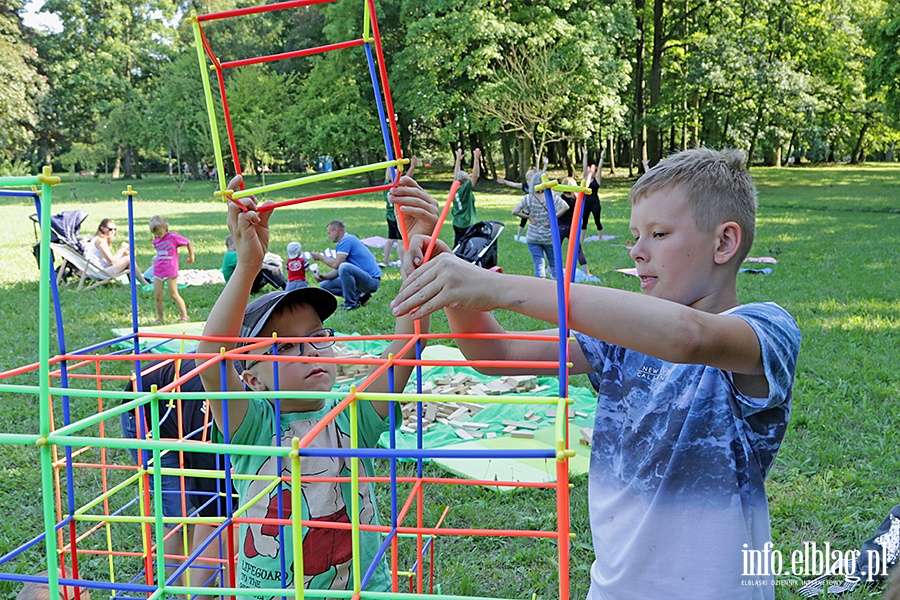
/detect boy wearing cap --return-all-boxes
[285,241,310,291]
[197,175,437,598]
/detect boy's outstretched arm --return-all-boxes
[365,309,431,418]
[392,248,766,379]
[360,176,440,416]
[197,175,272,437]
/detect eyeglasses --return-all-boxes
[244,328,335,370]
[106,227,117,232]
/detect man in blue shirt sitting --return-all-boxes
[311,219,382,310]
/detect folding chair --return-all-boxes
[49,242,130,291]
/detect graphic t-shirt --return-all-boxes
[228,398,393,598]
[152,232,190,279]
[286,257,308,282]
[574,302,800,600]
[451,180,477,229]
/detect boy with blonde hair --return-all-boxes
[197,175,436,597]
[390,148,801,600]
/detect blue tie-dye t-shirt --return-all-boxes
[574,302,800,600]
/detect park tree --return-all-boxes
[285,51,382,177]
[102,94,155,179]
[147,53,214,185]
[283,0,394,178]
[223,65,291,182]
[35,0,178,155]
[866,0,900,126]
[391,0,511,157]
[0,0,47,172]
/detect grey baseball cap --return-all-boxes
[236,287,337,371]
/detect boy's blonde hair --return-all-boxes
[629,148,757,262]
[149,215,169,238]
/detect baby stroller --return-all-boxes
[30,210,89,283]
[452,220,505,270]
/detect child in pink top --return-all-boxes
[150,215,194,324]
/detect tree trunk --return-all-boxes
[523,137,535,174]
[500,134,516,180]
[123,147,133,179]
[785,129,797,164]
[850,121,870,164]
[887,141,895,163]
[746,104,765,166]
[691,93,700,148]
[607,136,617,176]
[633,0,648,173]
[484,142,496,180]
[562,139,574,177]
[646,0,665,166]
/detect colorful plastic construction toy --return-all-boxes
[0,2,594,599]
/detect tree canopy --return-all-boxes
[2,0,897,176]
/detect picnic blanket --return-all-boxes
[361,235,390,249]
[140,269,225,293]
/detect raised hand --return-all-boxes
[392,251,500,319]
[225,175,272,270]
[389,176,441,239]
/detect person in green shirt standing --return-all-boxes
[381,155,417,267]
[451,147,481,247]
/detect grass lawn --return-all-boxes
[0,163,898,599]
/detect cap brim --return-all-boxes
[240,287,338,341]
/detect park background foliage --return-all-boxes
[1,0,900,180]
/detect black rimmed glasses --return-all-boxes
[244,328,336,370]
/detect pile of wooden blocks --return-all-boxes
[333,345,379,384]
[420,373,550,397]
[399,399,494,439]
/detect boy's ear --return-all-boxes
[240,369,267,392]
[714,221,742,265]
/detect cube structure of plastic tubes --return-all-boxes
[0,4,593,600]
